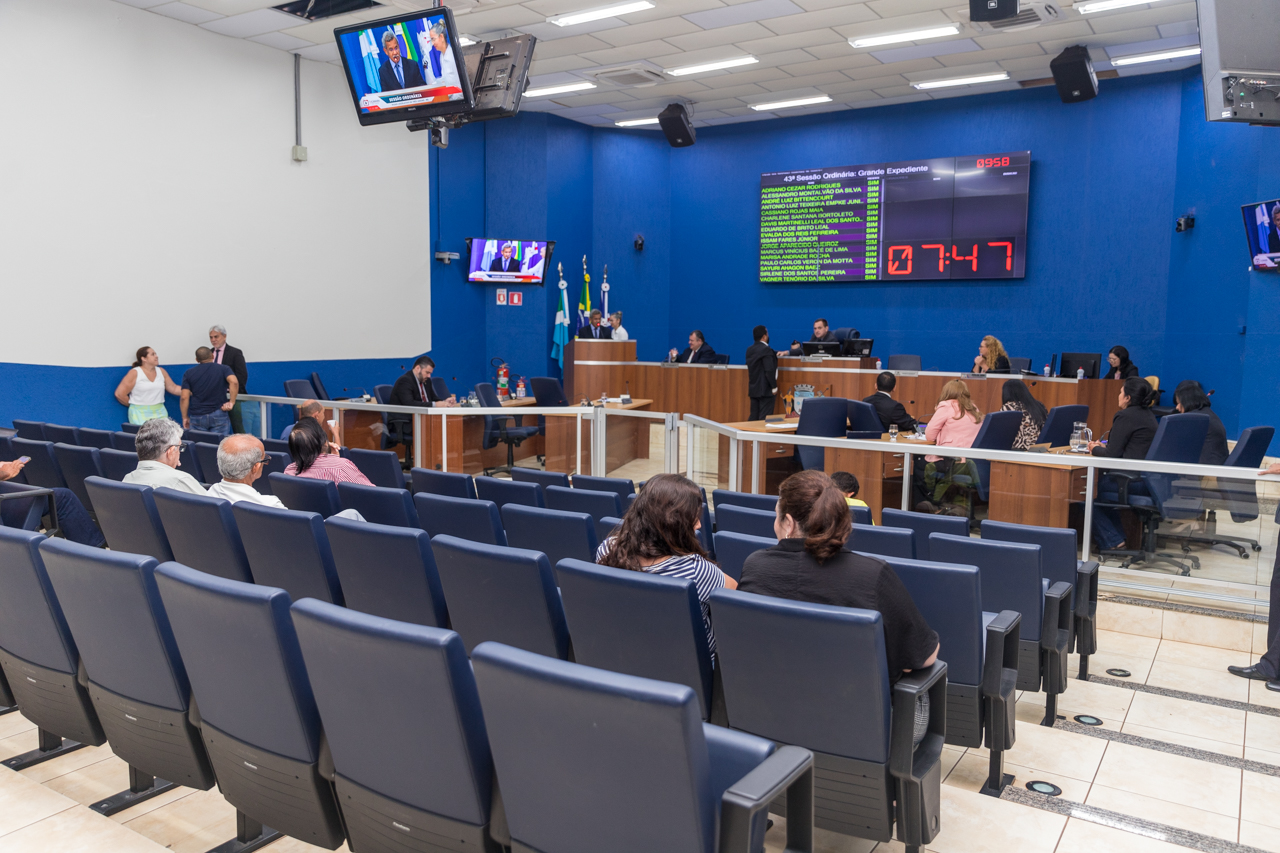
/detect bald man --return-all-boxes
[206,435,284,508]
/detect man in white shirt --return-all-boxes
[206,435,286,508]
[419,20,462,95]
[608,311,629,341]
[124,418,207,495]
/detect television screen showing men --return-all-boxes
[1243,198,1280,272]
[468,240,552,283]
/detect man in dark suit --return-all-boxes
[378,30,425,92]
[746,325,780,421]
[577,309,612,339]
[789,318,839,355]
[670,330,718,364]
[489,244,520,273]
[388,355,457,465]
[208,325,249,434]
[863,371,917,433]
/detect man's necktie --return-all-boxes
[395,62,404,87]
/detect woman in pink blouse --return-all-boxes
[915,380,982,515]
[283,417,373,485]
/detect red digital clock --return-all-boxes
[884,239,1017,279]
[975,156,1011,168]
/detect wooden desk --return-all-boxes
[413,409,545,474]
[544,399,653,475]
[987,453,1087,528]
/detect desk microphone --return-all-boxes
[622,381,632,404]
[344,386,370,400]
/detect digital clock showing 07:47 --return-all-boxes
[884,239,1018,280]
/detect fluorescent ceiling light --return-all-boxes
[458,34,477,46]
[548,0,654,27]
[1074,0,1165,13]
[667,56,758,76]
[850,25,960,49]
[615,117,661,126]
[751,95,833,111]
[1110,45,1201,65]
[911,72,1009,90]
[525,81,597,97]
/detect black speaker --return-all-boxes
[1050,45,1098,103]
[970,0,1018,22]
[658,103,696,148]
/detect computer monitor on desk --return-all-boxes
[1059,352,1102,379]
[842,338,873,357]
[801,341,842,357]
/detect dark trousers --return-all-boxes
[390,420,413,467]
[1260,546,1280,677]
[229,400,244,434]
[749,395,776,422]
[1,488,104,547]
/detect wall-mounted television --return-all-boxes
[1244,198,1280,272]
[334,8,474,126]
[466,239,555,284]
[760,151,1031,283]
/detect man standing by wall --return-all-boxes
[181,346,237,436]
[209,325,248,433]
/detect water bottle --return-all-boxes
[875,358,882,370]
[516,378,526,399]
[1043,364,1050,377]
[1076,366,1085,380]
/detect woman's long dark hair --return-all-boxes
[1174,380,1212,412]
[777,470,850,564]
[1000,378,1047,426]
[1121,376,1154,409]
[599,474,707,570]
[1109,345,1133,374]
[288,417,328,474]
[132,347,152,368]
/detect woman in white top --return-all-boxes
[114,346,181,424]
[608,311,629,341]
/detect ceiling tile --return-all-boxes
[859,56,946,76]
[733,27,843,55]
[579,39,687,63]
[182,0,280,13]
[841,9,955,42]
[519,19,627,40]
[664,21,775,51]
[687,81,768,98]
[150,2,225,24]
[997,55,1055,72]
[869,38,980,64]
[113,0,171,6]
[1114,57,1198,77]
[200,7,297,36]
[533,33,617,58]
[682,0,802,30]
[1084,2,1197,35]
[593,16,703,47]
[760,4,879,36]
[529,55,602,74]
[778,54,879,76]
[1158,18,1198,38]
[553,103,626,117]
[280,8,386,43]
[248,30,315,49]
[936,42,1042,66]
[901,60,1005,81]
[972,20,1092,48]
[873,84,926,98]
[836,73,908,91]
[452,4,546,31]
[1105,31,1198,58]
[1041,26,1161,53]
[793,0,864,10]
[752,47,825,67]
[547,90,636,105]
[759,70,851,90]
[624,0,727,22]
[295,41,340,61]
[865,0,956,14]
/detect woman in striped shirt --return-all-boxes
[283,417,373,485]
[596,473,735,656]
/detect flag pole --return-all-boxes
[601,264,609,318]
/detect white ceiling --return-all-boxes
[111,0,1202,128]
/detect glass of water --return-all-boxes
[888,424,898,441]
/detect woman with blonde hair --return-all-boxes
[972,335,1011,374]
[113,346,181,424]
[915,379,983,514]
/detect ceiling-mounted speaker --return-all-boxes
[970,0,1019,23]
[1050,45,1098,103]
[658,103,696,148]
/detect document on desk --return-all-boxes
[765,422,798,429]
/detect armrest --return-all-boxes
[890,661,948,780]
[704,724,775,803]
[317,730,335,782]
[0,488,58,531]
[1040,582,1072,650]
[718,745,814,853]
[1074,561,1099,620]
[981,610,1021,697]
[1102,471,1140,504]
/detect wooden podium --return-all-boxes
[565,339,636,403]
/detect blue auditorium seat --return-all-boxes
[43,424,80,445]
[347,448,406,490]
[52,444,103,511]
[850,505,872,525]
[151,489,253,583]
[711,489,777,512]
[416,493,506,546]
[709,588,944,849]
[119,422,142,434]
[325,516,449,627]
[847,399,885,439]
[39,540,213,812]
[501,505,598,566]
[110,431,137,452]
[255,451,289,496]
[98,449,138,481]
[556,559,715,719]
[879,508,968,561]
[154,564,343,849]
[262,437,290,454]
[849,523,914,559]
[292,600,507,853]
[0,435,14,464]
[475,475,544,509]
[0,527,105,769]
[192,443,221,485]
[84,478,173,562]
[12,419,46,440]
[599,515,624,537]
[77,428,116,450]
[12,438,66,489]
[233,503,343,605]
[175,440,203,484]
[470,641,814,853]
[794,397,848,470]
[1037,404,1089,447]
[284,378,318,399]
[712,531,775,582]
[183,429,223,446]
[410,467,477,499]
[0,481,50,532]
[509,467,570,489]
[545,485,623,542]
[571,474,635,503]
[338,482,418,528]
[268,472,342,518]
[431,535,570,659]
[715,504,776,539]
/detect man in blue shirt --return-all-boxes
[181,346,238,435]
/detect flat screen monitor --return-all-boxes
[1059,353,1101,379]
[334,8,474,126]
[801,341,842,357]
[466,239,555,284]
[1243,198,1280,272]
[842,338,873,357]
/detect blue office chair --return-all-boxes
[475,476,544,509]
[1164,425,1276,558]
[502,505,598,566]
[192,443,221,485]
[43,424,80,445]
[268,472,342,517]
[183,429,224,446]
[325,516,449,627]
[77,428,116,450]
[309,372,330,401]
[715,504,776,539]
[0,527,105,770]
[885,556,1020,794]
[373,384,393,405]
[39,540,214,812]
[471,641,813,853]
[84,478,173,562]
[572,474,635,503]
[0,481,51,532]
[373,384,394,449]
[431,536,572,659]
[1036,405,1088,448]
[338,482,418,528]
[510,467,570,489]
[886,355,922,372]
[879,508,967,561]
[713,531,775,582]
[233,503,343,605]
[557,558,717,719]
[12,419,46,440]
[52,444,103,512]
[544,485,623,542]
[284,378,318,399]
[847,399,884,439]
[475,383,540,476]
[410,467,477,499]
[530,377,569,407]
[711,489,777,513]
[849,505,872,525]
[849,523,914,559]
[151,490,254,583]
[110,431,137,452]
[948,409,1023,519]
[12,438,66,489]
[98,449,139,481]
[831,327,856,341]
[347,448,406,490]
[119,422,142,435]
[795,397,848,470]
[154,564,342,850]
[291,600,507,853]
[416,493,506,546]
[929,533,1070,724]
[710,588,943,850]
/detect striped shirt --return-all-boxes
[283,455,373,486]
[596,537,726,655]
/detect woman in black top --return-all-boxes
[1103,346,1140,380]
[1000,379,1047,450]
[973,335,1011,374]
[1174,381,1228,466]
[1090,377,1159,550]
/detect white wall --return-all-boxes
[0,0,431,367]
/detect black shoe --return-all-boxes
[1268,680,1280,693]
[1228,664,1273,681]
[915,501,939,514]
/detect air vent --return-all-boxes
[587,62,666,88]
[273,0,384,22]
[962,2,1060,32]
